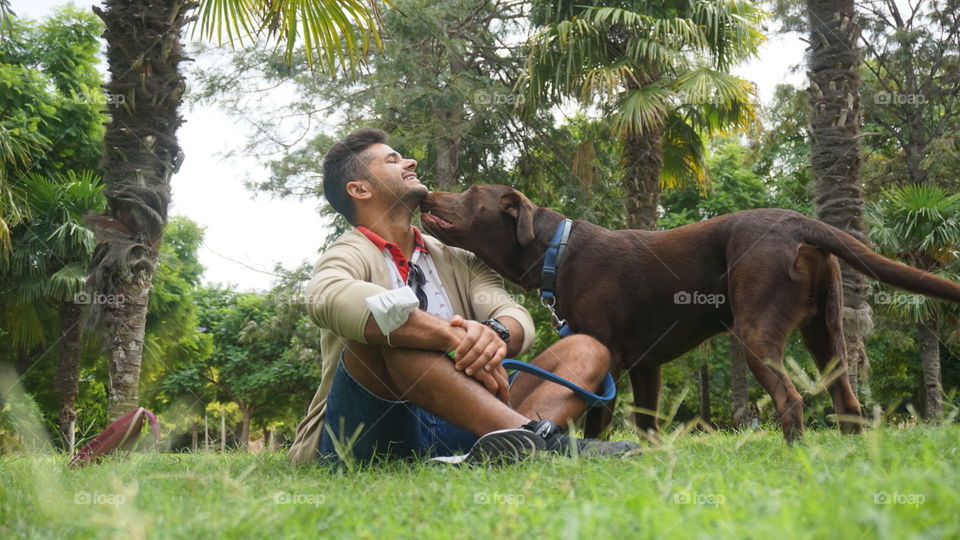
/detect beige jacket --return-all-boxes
[288,228,535,464]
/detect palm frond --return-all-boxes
[673,68,758,131]
[612,82,672,135]
[5,302,45,351]
[660,117,707,191]
[46,262,88,303]
[194,0,385,74]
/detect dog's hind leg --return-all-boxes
[732,326,805,442]
[800,257,863,433]
[629,365,661,435]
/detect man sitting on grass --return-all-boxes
[289,128,638,465]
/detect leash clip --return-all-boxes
[540,296,568,334]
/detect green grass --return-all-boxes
[1,426,958,539]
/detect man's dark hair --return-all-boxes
[323,128,388,224]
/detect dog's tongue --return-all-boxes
[422,212,454,229]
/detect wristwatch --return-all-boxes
[482,318,510,343]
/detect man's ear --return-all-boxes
[345,180,373,201]
[500,190,536,246]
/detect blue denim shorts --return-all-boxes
[317,354,481,462]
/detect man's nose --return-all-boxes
[403,158,417,170]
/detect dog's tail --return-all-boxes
[795,217,960,303]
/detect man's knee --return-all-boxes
[543,334,609,386]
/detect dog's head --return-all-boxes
[420,185,561,289]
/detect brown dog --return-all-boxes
[420,185,960,442]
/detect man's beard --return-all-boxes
[392,182,428,213]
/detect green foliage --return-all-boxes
[867,183,960,322]
[521,0,765,189]
[191,0,534,204]
[860,1,960,192]
[160,271,323,440]
[139,217,212,404]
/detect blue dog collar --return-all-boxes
[540,219,574,336]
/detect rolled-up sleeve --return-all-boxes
[305,245,387,344]
[465,254,536,355]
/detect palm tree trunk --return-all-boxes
[54,301,83,453]
[91,0,190,420]
[806,0,872,396]
[622,125,664,230]
[917,319,943,421]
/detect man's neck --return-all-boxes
[359,218,416,258]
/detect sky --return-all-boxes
[14,0,806,291]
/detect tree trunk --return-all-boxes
[434,134,462,190]
[806,0,872,397]
[204,412,209,451]
[220,408,226,453]
[917,319,943,421]
[105,281,151,419]
[239,405,252,451]
[730,336,750,428]
[90,0,189,420]
[54,301,83,453]
[191,422,198,451]
[622,125,665,230]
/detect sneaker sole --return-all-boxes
[427,428,546,466]
[463,427,545,466]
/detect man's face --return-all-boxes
[360,143,426,205]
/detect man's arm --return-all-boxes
[362,310,510,402]
[442,252,534,380]
[361,309,461,352]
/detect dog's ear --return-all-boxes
[500,190,536,246]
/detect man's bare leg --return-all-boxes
[343,342,530,436]
[508,335,609,425]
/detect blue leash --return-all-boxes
[502,359,617,408]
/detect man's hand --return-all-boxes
[449,315,510,402]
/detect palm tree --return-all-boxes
[520,0,764,229]
[806,0,871,396]
[0,171,104,452]
[87,0,384,419]
[868,184,960,421]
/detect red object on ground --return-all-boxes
[69,407,161,467]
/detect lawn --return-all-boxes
[1,425,957,539]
